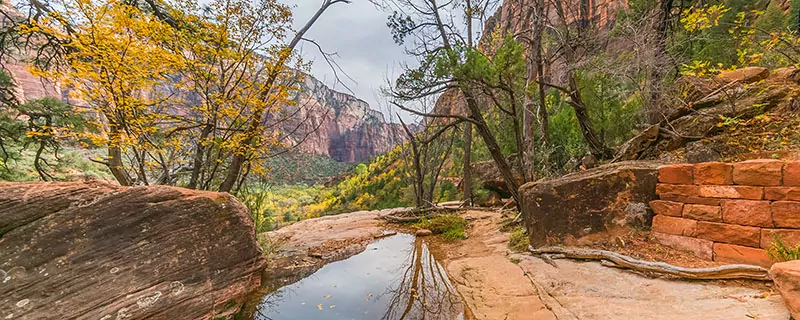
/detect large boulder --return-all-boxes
[471,156,523,198]
[770,260,800,318]
[521,161,662,246]
[0,181,265,320]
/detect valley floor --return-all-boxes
[260,208,790,319]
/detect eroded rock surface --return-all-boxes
[770,260,800,318]
[521,161,662,246]
[0,181,265,320]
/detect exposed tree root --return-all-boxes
[529,246,771,281]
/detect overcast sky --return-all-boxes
[286,1,411,122]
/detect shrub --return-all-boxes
[414,215,468,241]
[508,226,529,252]
[767,235,800,262]
[237,185,275,233]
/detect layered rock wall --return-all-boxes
[285,76,411,162]
[0,181,266,319]
[651,160,800,267]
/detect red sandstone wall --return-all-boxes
[650,160,800,267]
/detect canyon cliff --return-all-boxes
[4,60,406,163]
[1,0,406,164]
[285,76,412,163]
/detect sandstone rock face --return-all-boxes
[286,76,414,162]
[521,161,661,246]
[770,260,800,318]
[0,181,265,320]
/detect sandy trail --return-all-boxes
[434,209,789,320]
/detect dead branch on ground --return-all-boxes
[529,246,771,281]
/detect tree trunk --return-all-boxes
[188,124,212,189]
[532,0,550,149]
[220,0,343,193]
[108,125,132,186]
[462,122,473,206]
[568,73,612,160]
[462,89,521,210]
[528,0,550,176]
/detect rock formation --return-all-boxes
[285,76,414,162]
[0,181,265,319]
[521,161,661,246]
[770,260,800,318]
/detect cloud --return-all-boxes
[288,0,414,122]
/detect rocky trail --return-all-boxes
[258,207,791,320]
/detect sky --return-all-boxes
[286,1,412,122]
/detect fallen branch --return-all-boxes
[380,207,461,223]
[381,215,425,223]
[528,246,771,281]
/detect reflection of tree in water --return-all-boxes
[248,283,294,320]
[380,238,464,320]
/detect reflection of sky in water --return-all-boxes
[255,233,465,320]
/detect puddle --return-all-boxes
[248,233,469,319]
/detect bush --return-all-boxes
[414,215,468,241]
[508,226,530,252]
[237,185,275,234]
[767,235,800,262]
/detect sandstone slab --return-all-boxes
[713,243,773,268]
[0,181,265,320]
[695,221,761,247]
[683,204,721,222]
[785,161,800,186]
[656,184,700,197]
[761,229,800,249]
[733,159,783,186]
[693,162,733,185]
[721,200,772,227]
[652,215,697,237]
[658,164,693,184]
[698,185,763,199]
[772,201,800,228]
[659,195,722,206]
[770,260,800,318]
[653,232,713,260]
[649,200,683,217]
[765,187,800,201]
[521,162,661,246]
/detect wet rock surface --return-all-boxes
[521,161,662,246]
[0,181,265,320]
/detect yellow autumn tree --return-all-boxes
[168,0,302,191]
[22,0,185,186]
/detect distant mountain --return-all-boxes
[1,42,410,166]
[285,75,415,163]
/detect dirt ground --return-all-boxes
[432,210,789,320]
[260,208,790,320]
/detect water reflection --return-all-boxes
[253,233,466,320]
